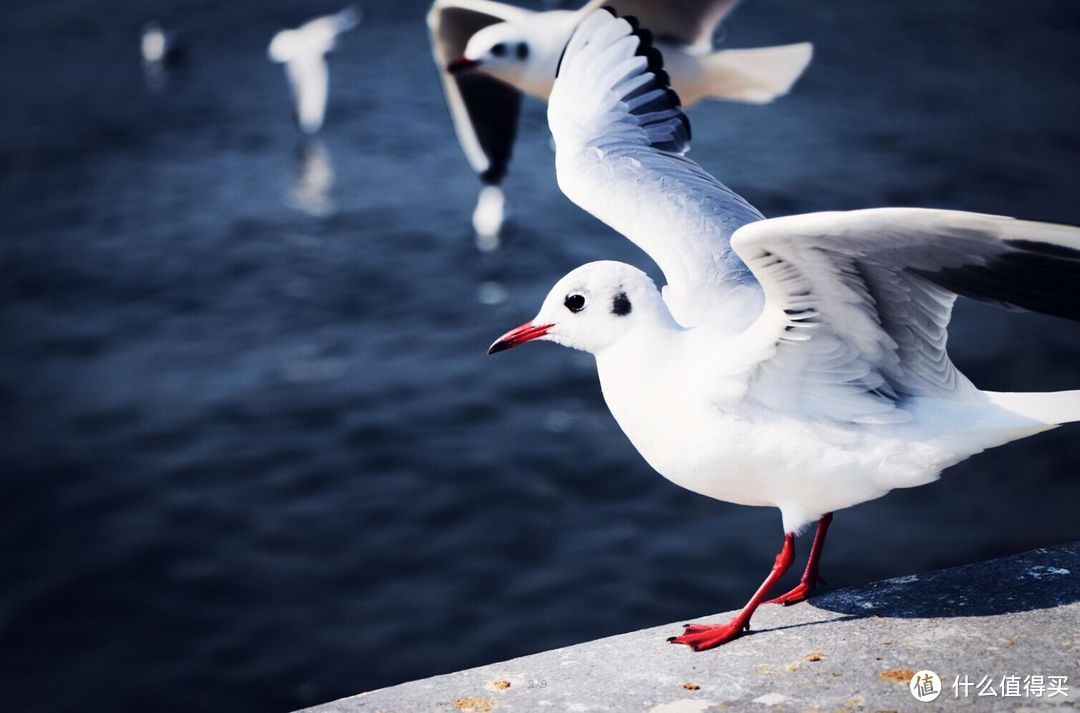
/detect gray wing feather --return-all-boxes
[731,208,1080,422]
[550,10,763,326]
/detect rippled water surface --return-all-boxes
[1,1,1079,711]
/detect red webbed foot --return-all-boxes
[667,618,749,651]
[765,580,814,606]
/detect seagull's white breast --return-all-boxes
[593,325,981,531]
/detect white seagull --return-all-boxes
[487,9,1080,651]
[140,21,186,66]
[140,20,187,90]
[268,6,361,135]
[428,0,813,245]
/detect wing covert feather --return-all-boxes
[730,208,1080,422]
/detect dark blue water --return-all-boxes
[1,1,1078,711]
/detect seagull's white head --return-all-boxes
[448,22,533,83]
[489,261,665,356]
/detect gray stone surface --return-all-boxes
[303,543,1080,712]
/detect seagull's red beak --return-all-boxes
[488,322,553,355]
[447,56,481,74]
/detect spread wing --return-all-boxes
[428,0,529,184]
[580,0,741,50]
[549,8,763,327]
[300,6,361,48]
[730,209,1080,424]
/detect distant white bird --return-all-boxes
[488,9,1080,651]
[140,20,186,66]
[428,0,812,244]
[269,6,361,134]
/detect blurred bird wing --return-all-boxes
[428,0,530,182]
[729,208,1080,423]
[329,5,361,34]
[296,6,360,54]
[549,9,763,326]
[579,0,742,51]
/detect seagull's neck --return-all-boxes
[593,303,695,461]
[663,277,765,332]
[595,297,684,385]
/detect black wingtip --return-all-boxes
[622,14,691,153]
[915,238,1080,322]
[554,5,692,154]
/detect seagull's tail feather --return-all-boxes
[986,390,1080,426]
[697,43,813,105]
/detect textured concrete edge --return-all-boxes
[300,541,1080,712]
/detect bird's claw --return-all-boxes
[668,620,748,651]
[765,580,817,606]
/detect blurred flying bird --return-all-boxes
[488,9,1080,651]
[140,20,187,66]
[140,20,187,89]
[269,6,361,134]
[428,0,812,245]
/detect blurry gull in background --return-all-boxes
[427,0,812,247]
[269,6,361,134]
[489,9,1080,652]
[140,20,187,90]
[288,138,336,217]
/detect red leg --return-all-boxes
[766,512,833,606]
[668,532,796,651]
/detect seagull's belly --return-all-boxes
[599,380,762,504]
[609,404,790,508]
[603,385,942,518]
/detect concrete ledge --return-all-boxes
[303,543,1080,712]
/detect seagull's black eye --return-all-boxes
[491,42,507,57]
[516,43,529,60]
[564,294,586,313]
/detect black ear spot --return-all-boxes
[517,43,529,60]
[612,292,631,316]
